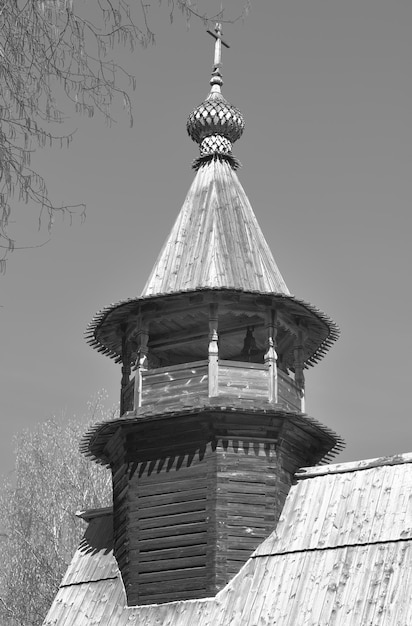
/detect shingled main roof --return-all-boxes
[141,158,290,297]
[43,452,412,625]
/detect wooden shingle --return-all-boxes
[142,158,290,297]
[43,452,412,625]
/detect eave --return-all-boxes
[85,287,340,368]
[79,404,344,468]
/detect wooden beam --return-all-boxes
[120,324,132,416]
[142,297,210,321]
[208,303,219,398]
[149,321,265,351]
[293,328,305,412]
[133,317,149,410]
[264,309,278,404]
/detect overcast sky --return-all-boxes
[1,1,411,480]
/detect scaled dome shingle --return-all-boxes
[187,92,245,145]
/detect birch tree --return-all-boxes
[0,394,114,626]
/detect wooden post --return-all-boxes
[293,328,305,413]
[208,303,219,398]
[120,325,131,416]
[133,320,149,411]
[264,310,278,404]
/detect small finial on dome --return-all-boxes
[206,23,230,93]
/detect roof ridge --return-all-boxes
[296,451,412,479]
[253,534,412,560]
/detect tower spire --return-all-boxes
[80,26,342,609]
[206,23,230,93]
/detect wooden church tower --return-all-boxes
[82,25,343,607]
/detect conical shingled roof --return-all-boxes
[142,158,290,297]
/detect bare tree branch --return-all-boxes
[0,0,251,271]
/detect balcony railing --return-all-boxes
[122,359,303,415]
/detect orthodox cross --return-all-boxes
[207,23,230,70]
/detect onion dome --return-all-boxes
[187,91,245,154]
[186,24,245,168]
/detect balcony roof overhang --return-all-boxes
[86,287,339,369]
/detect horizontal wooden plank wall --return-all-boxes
[218,361,268,401]
[127,452,214,605]
[142,361,209,411]
[121,361,302,415]
[124,440,290,603]
[278,370,301,412]
[214,442,286,590]
[107,419,318,606]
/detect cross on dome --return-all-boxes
[206,23,230,92]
